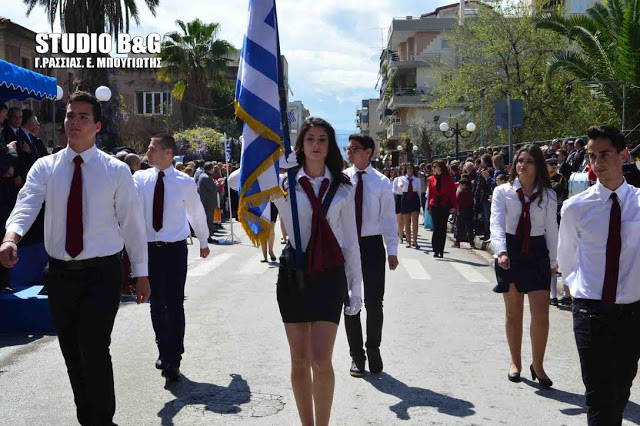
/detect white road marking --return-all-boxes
[238,253,272,275]
[188,253,233,277]
[451,263,490,283]
[402,258,432,280]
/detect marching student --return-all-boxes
[134,134,211,381]
[398,163,422,249]
[427,160,457,258]
[558,125,640,425]
[343,134,399,377]
[273,117,363,426]
[490,144,558,389]
[0,92,150,425]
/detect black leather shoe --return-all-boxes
[162,366,181,381]
[558,295,572,306]
[367,349,383,374]
[349,360,365,378]
[530,365,553,389]
[549,298,558,306]
[508,372,521,382]
[155,358,165,370]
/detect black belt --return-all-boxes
[148,240,185,247]
[49,253,120,271]
[574,298,640,313]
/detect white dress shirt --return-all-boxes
[558,180,640,304]
[490,179,558,268]
[392,177,403,195]
[398,174,422,195]
[272,168,363,300]
[5,145,149,276]
[344,164,399,256]
[133,166,210,249]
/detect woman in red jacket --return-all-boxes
[427,160,457,258]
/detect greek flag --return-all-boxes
[287,110,296,123]
[235,0,285,245]
[225,140,232,163]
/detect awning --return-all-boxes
[0,59,57,102]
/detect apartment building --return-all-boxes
[375,2,482,144]
[356,98,382,155]
[288,100,310,143]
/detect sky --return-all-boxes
[5,0,451,142]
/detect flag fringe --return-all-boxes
[235,101,281,145]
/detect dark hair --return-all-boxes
[295,117,350,185]
[151,133,178,155]
[574,137,585,148]
[459,178,470,188]
[204,162,214,171]
[481,154,492,165]
[508,144,551,206]
[21,108,35,126]
[405,163,418,177]
[557,149,568,158]
[67,91,102,123]
[586,125,625,152]
[348,133,375,160]
[433,160,450,176]
[492,154,505,170]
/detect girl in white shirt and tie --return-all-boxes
[399,164,422,249]
[490,144,558,389]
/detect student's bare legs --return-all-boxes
[528,289,551,379]
[310,321,338,426]
[411,212,419,246]
[285,323,313,425]
[503,283,524,374]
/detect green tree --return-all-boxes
[432,3,617,146]
[158,19,234,127]
[535,0,640,130]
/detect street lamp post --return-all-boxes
[439,121,476,161]
[480,88,486,147]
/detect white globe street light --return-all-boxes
[95,86,112,102]
[466,122,476,133]
[439,122,450,132]
[412,145,419,152]
[56,85,64,101]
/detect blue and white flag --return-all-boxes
[287,110,296,123]
[225,140,232,163]
[235,0,285,245]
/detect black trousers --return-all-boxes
[344,235,386,362]
[46,254,122,426]
[431,206,450,254]
[148,241,188,368]
[455,210,474,243]
[573,298,640,426]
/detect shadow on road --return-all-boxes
[0,333,49,349]
[521,378,640,424]
[434,257,489,268]
[158,373,252,425]
[365,372,475,420]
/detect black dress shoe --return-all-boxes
[508,372,521,383]
[438,252,444,258]
[367,349,383,374]
[558,295,572,306]
[162,366,181,381]
[155,358,165,370]
[549,298,558,306]
[530,365,553,389]
[349,360,365,378]
[433,252,439,258]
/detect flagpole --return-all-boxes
[274,0,305,288]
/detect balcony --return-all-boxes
[388,52,441,71]
[387,122,409,139]
[388,87,431,109]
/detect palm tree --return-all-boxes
[535,0,640,130]
[157,19,234,127]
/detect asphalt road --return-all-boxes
[1,222,638,425]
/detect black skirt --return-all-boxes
[401,192,421,214]
[494,234,551,293]
[276,244,348,324]
[270,203,278,223]
[394,194,402,215]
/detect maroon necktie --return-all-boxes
[153,171,165,232]
[602,193,621,310]
[407,177,414,200]
[299,177,345,275]
[66,155,84,258]
[355,171,365,239]
[515,188,538,256]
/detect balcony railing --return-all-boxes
[387,122,409,139]
[388,87,432,109]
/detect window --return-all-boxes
[136,91,172,115]
[441,40,451,49]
